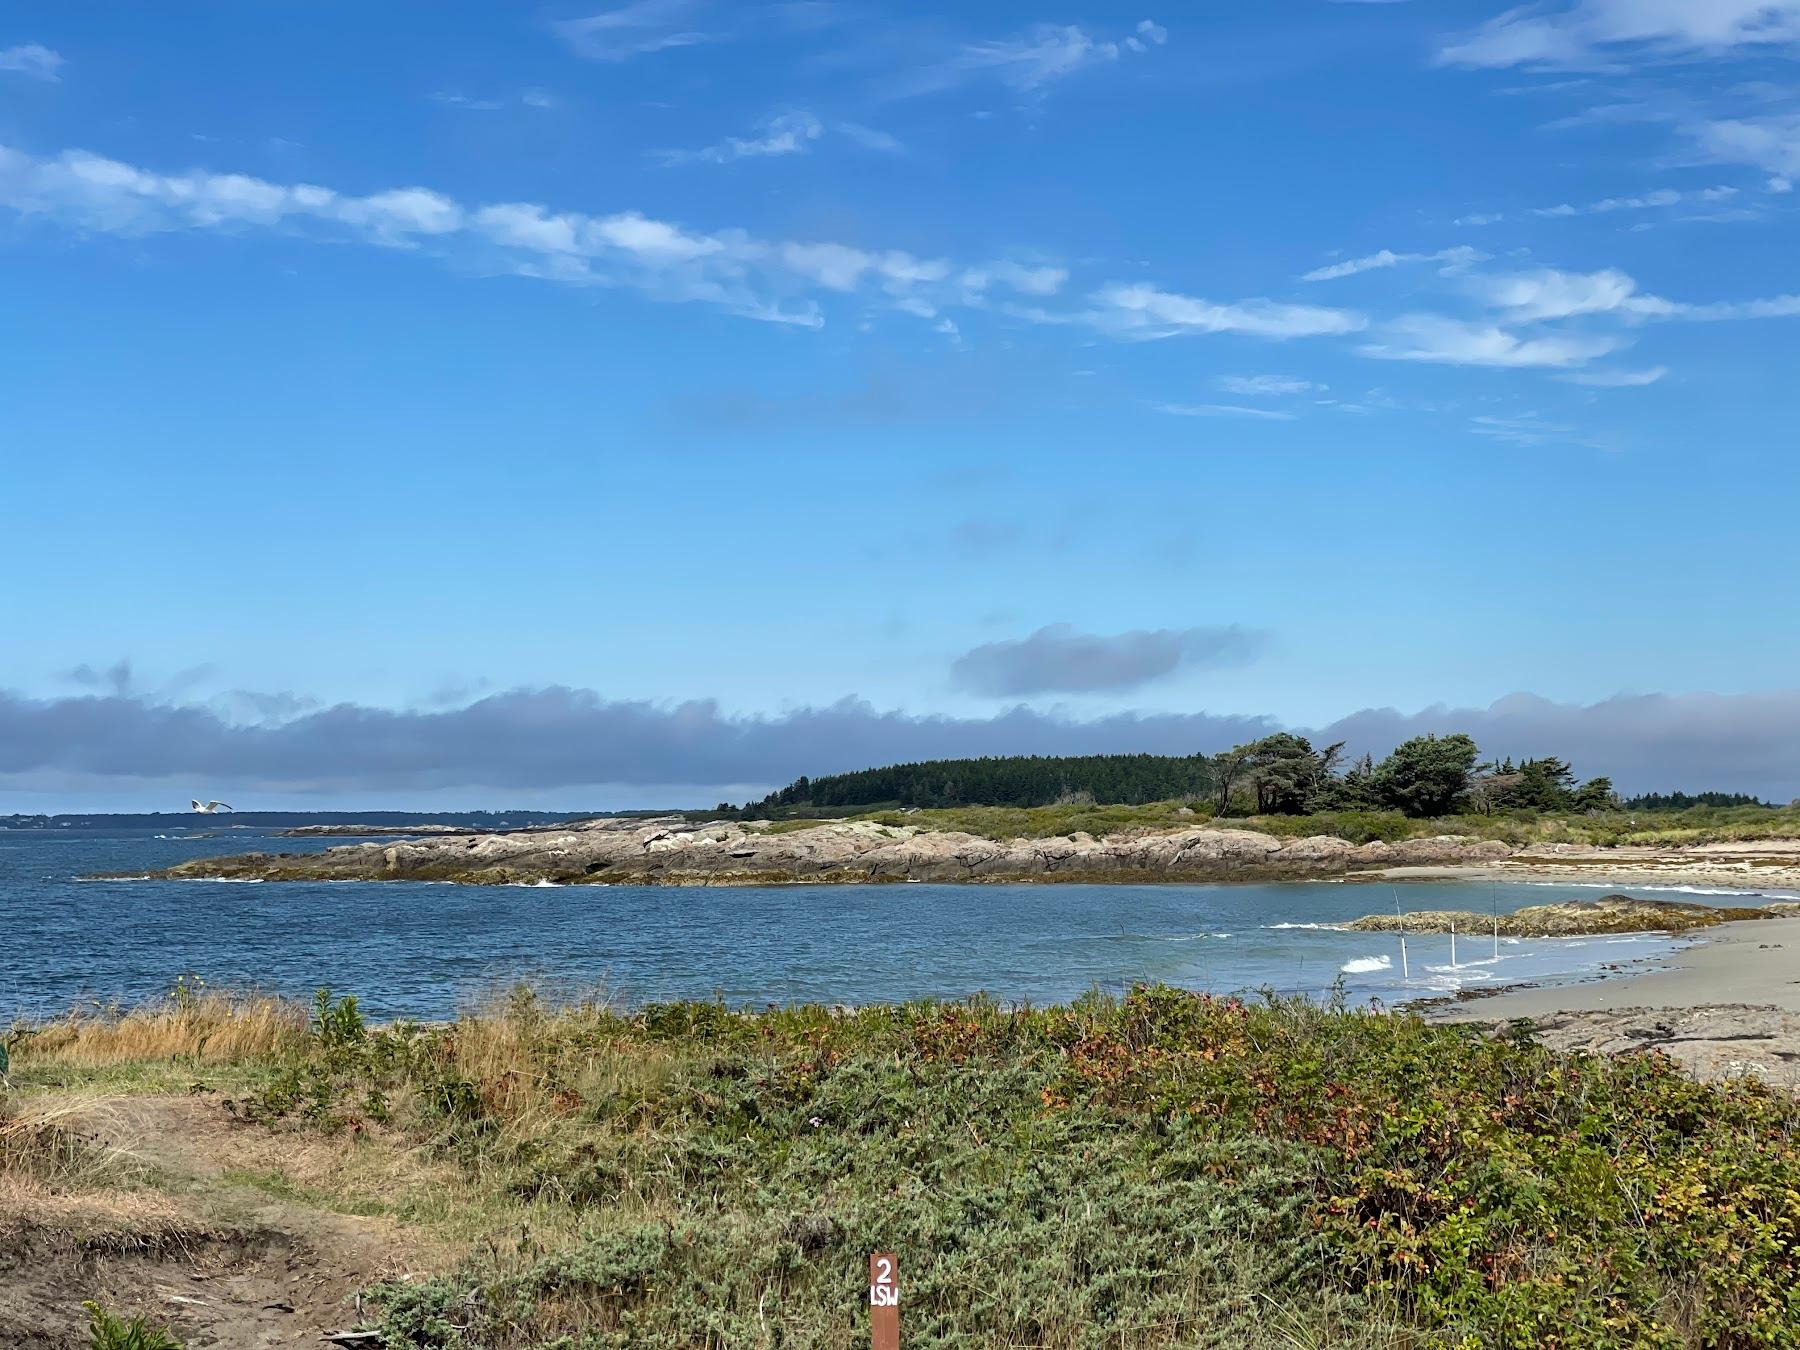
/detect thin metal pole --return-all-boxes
[1392,886,1409,983]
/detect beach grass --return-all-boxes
[11,984,1800,1346]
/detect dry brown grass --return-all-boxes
[11,992,308,1069]
[0,1093,192,1237]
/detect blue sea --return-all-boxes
[3,826,1788,1021]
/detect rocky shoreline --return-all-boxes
[143,815,1513,886]
[132,815,1800,892]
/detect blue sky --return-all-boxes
[4,1,1800,808]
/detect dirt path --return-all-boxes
[0,1094,433,1348]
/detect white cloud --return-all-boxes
[1301,245,1487,282]
[1474,265,1800,325]
[1475,266,1678,321]
[658,111,823,165]
[0,43,62,81]
[1691,114,1800,178]
[900,19,1167,98]
[835,121,904,153]
[1218,374,1320,396]
[1532,184,1738,216]
[433,90,559,113]
[1680,294,1800,320]
[1154,402,1297,420]
[0,142,1065,331]
[1558,364,1668,386]
[1125,19,1170,51]
[959,260,1068,297]
[1455,211,1506,227]
[1470,413,1586,446]
[1441,0,1800,70]
[1361,314,1618,368]
[554,0,716,61]
[1088,283,1366,340]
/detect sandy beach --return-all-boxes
[1434,915,1800,1083]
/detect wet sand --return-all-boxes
[1433,917,1800,1083]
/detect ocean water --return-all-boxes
[3,826,1788,1021]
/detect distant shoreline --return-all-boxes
[127,814,1800,893]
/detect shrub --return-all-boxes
[84,1302,183,1350]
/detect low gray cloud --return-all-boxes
[951,624,1267,695]
[4,685,1799,805]
[61,660,133,695]
[0,687,1272,801]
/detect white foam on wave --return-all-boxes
[1264,921,1341,931]
[1340,954,1392,974]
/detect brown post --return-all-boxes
[870,1252,899,1350]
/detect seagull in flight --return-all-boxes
[190,799,234,814]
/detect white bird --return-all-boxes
[190,799,234,814]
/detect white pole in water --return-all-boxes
[1493,914,1500,961]
[1449,921,1458,969]
[1392,888,1410,983]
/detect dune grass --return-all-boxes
[8,981,307,1075]
[15,984,1799,1347]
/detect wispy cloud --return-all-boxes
[1474,266,1678,321]
[950,622,1266,695]
[554,0,716,62]
[1301,245,1487,282]
[656,111,824,165]
[655,113,904,165]
[1691,113,1800,178]
[0,142,1060,330]
[0,42,62,81]
[1154,402,1297,420]
[1457,183,1743,225]
[1085,283,1365,341]
[1217,374,1320,396]
[1558,364,1668,387]
[1534,184,1738,216]
[1476,265,1800,324]
[959,261,1067,297]
[432,89,558,113]
[896,19,1167,99]
[1361,314,1619,368]
[1469,412,1605,447]
[1440,0,1800,70]
[835,121,905,153]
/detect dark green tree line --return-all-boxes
[742,734,1629,820]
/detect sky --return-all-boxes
[4,0,1800,810]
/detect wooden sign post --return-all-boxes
[869,1252,899,1350]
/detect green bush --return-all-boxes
[230,987,1800,1347]
[84,1303,183,1350]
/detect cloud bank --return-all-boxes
[5,684,1800,804]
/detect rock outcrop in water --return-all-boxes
[1348,894,1794,937]
[146,816,1515,887]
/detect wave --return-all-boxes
[1340,954,1392,974]
[1264,921,1343,931]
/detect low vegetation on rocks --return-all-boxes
[1349,894,1799,937]
[9,985,1800,1347]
